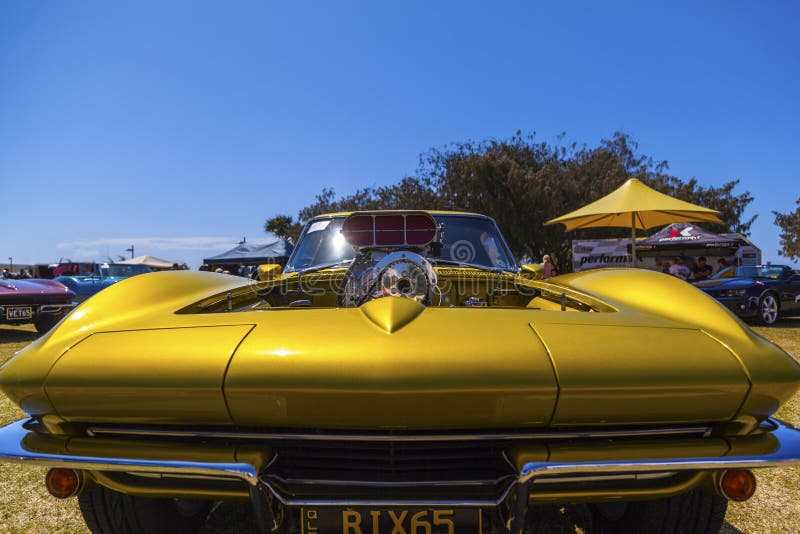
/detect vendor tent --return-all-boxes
[631,223,744,254]
[545,178,723,265]
[118,255,178,270]
[203,238,293,266]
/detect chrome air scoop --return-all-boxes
[339,211,438,307]
[340,250,437,307]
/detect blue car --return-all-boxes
[694,265,800,325]
[54,263,152,303]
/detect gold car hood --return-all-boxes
[2,269,798,432]
[220,300,749,429]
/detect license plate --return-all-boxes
[6,306,32,320]
[300,507,481,534]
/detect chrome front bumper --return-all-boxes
[1,418,799,533]
[0,419,259,486]
[2,418,800,490]
[518,418,800,483]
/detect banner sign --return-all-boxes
[572,239,633,271]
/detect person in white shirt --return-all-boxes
[668,256,691,280]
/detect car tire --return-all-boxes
[78,485,212,534]
[33,315,61,334]
[757,293,780,326]
[590,487,727,534]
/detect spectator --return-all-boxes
[716,258,729,273]
[669,256,691,280]
[661,261,671,274]
[692,256,713,281]
[20,269,33,279]
[541,254,557,279]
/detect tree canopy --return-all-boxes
[266,132,757,271]
[774,198,800,262]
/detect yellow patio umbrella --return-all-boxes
[545,178,724,265]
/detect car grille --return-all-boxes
[261,438,517,504]
[268,439,514,483]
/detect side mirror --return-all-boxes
[256,264,283,281]
[517,263,543,280]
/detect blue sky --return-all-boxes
[1,1,798,268]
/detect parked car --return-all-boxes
[50,261,96,278]
[1,211,799,534]
[694,264,800,325]
[0,278,76,333]
[54,263,152,302]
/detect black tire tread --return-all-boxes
[704,494,728,534]
[592,487,728,534]
[78,485,210,534]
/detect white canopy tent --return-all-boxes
[118,255,179,270]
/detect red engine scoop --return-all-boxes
[342,211,437,249]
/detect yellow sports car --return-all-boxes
[1,210,799,534]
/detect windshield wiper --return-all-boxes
[297,259,353,276]
[429,259,505,273]
[429,259,470,267]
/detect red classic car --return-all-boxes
[0,278,76,333]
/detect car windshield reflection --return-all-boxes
[712,265,787,280]
[98,265,152,277]
[285,214,516,272]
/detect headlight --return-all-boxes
[723,289,747,297]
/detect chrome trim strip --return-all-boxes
[264,474,516,488]
[260,479,517,507]
[85,425,713,442]
[518,418,800,483]
[532,472,678,484]
[40,304,76,313]
[0,419,260,486]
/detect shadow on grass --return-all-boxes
[772,317,800,329]
[0,327,39,344]
[721,521,744,534]
[201,502,259,534]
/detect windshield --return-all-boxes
[712,265,785,280]
[285,214,516,272]
[99,265,152,277]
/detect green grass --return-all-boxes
[1,320,798,533]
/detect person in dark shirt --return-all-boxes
[692,256,713,281]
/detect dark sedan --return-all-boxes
[0,278,76,333]
[695,265,800,325]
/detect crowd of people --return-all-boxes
[1,268,33,280]
[203,264,258,277]
[529,253,731,283]
[662,255,728,282]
